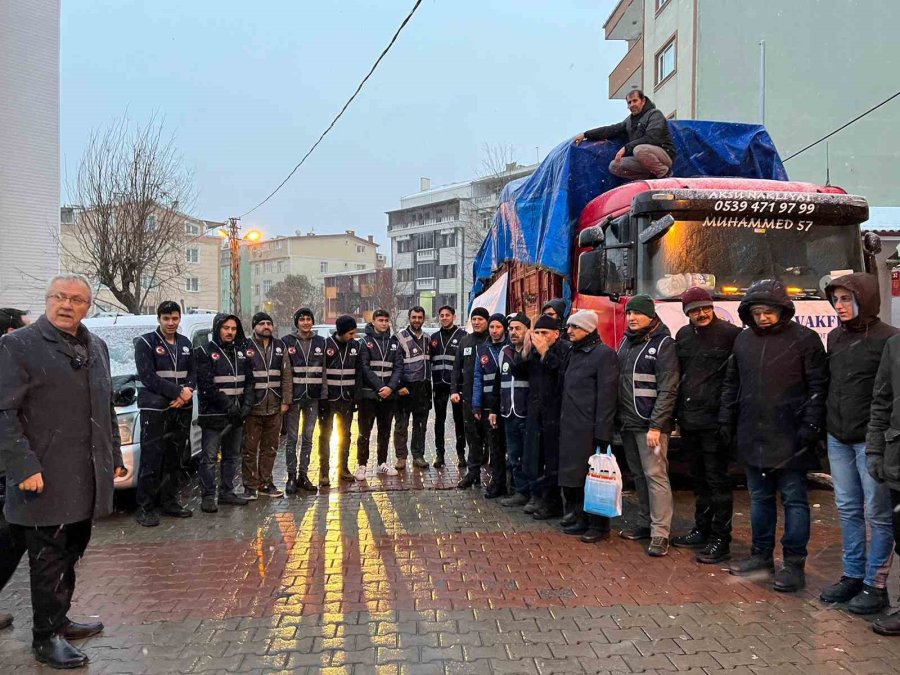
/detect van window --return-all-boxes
[192,329,211,349]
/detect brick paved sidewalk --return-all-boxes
[2,440,900,673]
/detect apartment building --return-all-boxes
[603,0,899,206]
[60,207,223,314]
[239,230,383,315]
[323,267,394,324]
[0,1,60,312]
[387,164,537,317]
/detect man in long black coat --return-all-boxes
[720,279,828,593]
[0,275,125,669]
[550,310,618,542]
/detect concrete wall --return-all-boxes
[696,0,900,206]
[641,0,697,118]
[0,1,60,312]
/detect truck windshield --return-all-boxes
[639,219,862,300]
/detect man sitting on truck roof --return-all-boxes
[574,89,676,181]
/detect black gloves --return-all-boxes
[796,423,821,450]
[867,454,886,484]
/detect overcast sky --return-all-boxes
[61,0,625,250]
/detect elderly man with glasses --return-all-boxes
[0,275,125,669]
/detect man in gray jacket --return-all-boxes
[0,275,125,669]
[616,295,679,557]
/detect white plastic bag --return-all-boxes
[584,446,622,517]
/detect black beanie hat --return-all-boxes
[293,307,315,326]
[507,312,531,329]
[251,311,274,327]
[470,307,490,321]
[534,314,560,331]
[335,315,357,336]
[488,312,508,329]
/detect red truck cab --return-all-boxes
[571,177,876,347]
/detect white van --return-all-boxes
[83,312,217,490]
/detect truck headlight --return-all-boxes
[117,411,138,446]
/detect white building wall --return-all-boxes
[0,0,60,311]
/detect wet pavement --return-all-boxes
[2,426,900,673]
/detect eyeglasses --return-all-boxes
[688,306,714,316]
[47,292,90,307]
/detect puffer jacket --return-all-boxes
[825,273,899,444]
[719,279,829,470]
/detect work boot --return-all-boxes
[581,528,610,544]
[32,634,88,669]
[848,584,889,615]
[523,496,542,514]
[395,458,407,471]
[135,507,160,527]
[413,456,429,469]
[219,492,249,506]
[285,472,297,495]
[560,510,579,527]
[0,612,12,630]
[619,526,651,541]
[872,611,900,636]
[562,517,588,535]
[820,576,864,604]
[201,496,218,513]
[671,528,708,549]
[457,473,481,489]
[499,493,530,508]
[696,538,731,564]
[729,551,774,576]
[773,556,806,592]
[484,482,506,499]
[647,537,670,557]
[433,453,446,470]
[161,503,193,518]
[298,473,317,491]
[532,501,563,520]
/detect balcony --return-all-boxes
[605,0,642,41]
[609,36,643,99]
[416,248,437,262]
[415,278,436,291]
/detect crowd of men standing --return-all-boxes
[7,270,900,669]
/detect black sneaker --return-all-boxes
[457,473,480,489]
[285,473,297,495]
[219,492,249,506]
[532,502,563,520]
[499,493,530,508]
[820,576,864,604]
[523,496,542,514]
[433,455,446,469]
[200,496,218,513]
[581,528,610,544]
[848,584,889,615]
[562,518,588,535]
[135,507,160,527]
[647,537,669,557]
[619,526,652,541]
[242,487,259,501]
[297,474,317,491]
[773,557,806,592]
[258,483,284,498]
[873,612,900,636]
[484,484,506,500]
[696,538,730,564]
[671,529,708,549]
[560,510,579,527]
[161,503,193,518]
[729,552,774,576]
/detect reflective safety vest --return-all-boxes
[247,337,286,404]
[324,336,360,402]
[135,329,196,411]
[197,341,249,417]
[474,341,504,410]
[617,331,673,420]
[397,327,431,384]
[283,333,326,401]
[430,327,464,386]
[497,344,529,419]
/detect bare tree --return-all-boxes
[265,274,324,330]
[60,115,195,314]
[369,268,402,329]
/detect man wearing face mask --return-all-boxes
[241,312,292,500]
[721,280,828,593]
[472,313,510,499]
[616,295,679,558]
[821,274,897,615]
[670,288,741,564]
[453,307,491,489]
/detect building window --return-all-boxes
[253,263,261,276]
[439,264,457,279]
[437,294,457,313]
[276,239,284,249]
[320,261,328,273]
[186,247,199,263]
[264,261,274,273]
[185,221,200,236]
[397,268,414,282]
[254,284,260,297]
[417,263,435,279]
[655,0,670,13]
[263,280,272,294]
[397,239,411,253]
[357,245,366,253]
[655,36,677,87]
[277,260,286,273]
[185,277,200,292]
[438,232,457,248]
[357,264,366,270]
[415,232,435,249]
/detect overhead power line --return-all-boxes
[239,0,424,219]
[783,89,900,162]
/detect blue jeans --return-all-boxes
[504,415,531,496]
[745,466,810,558]
[827,435,894,588]
[199,424,244,498]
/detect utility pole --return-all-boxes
[228,216,242,316]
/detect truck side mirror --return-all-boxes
[862,230,882,276]
[638,214,675,245]
[577,249,606,296]
[578,225,605,249]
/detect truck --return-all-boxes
[473,123,880,345]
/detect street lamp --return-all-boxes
[214,218,263,317]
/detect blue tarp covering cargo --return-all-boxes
[469,121,788,303]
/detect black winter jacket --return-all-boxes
[675,317,742,431]
[450,329,489,403]
[358,323,403,401]
[825,273,899,444]
[196,313,254,429]
[719,280,829,470]
[867,335,900,490]
[617,319,679,432]
[584,97,676,160]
